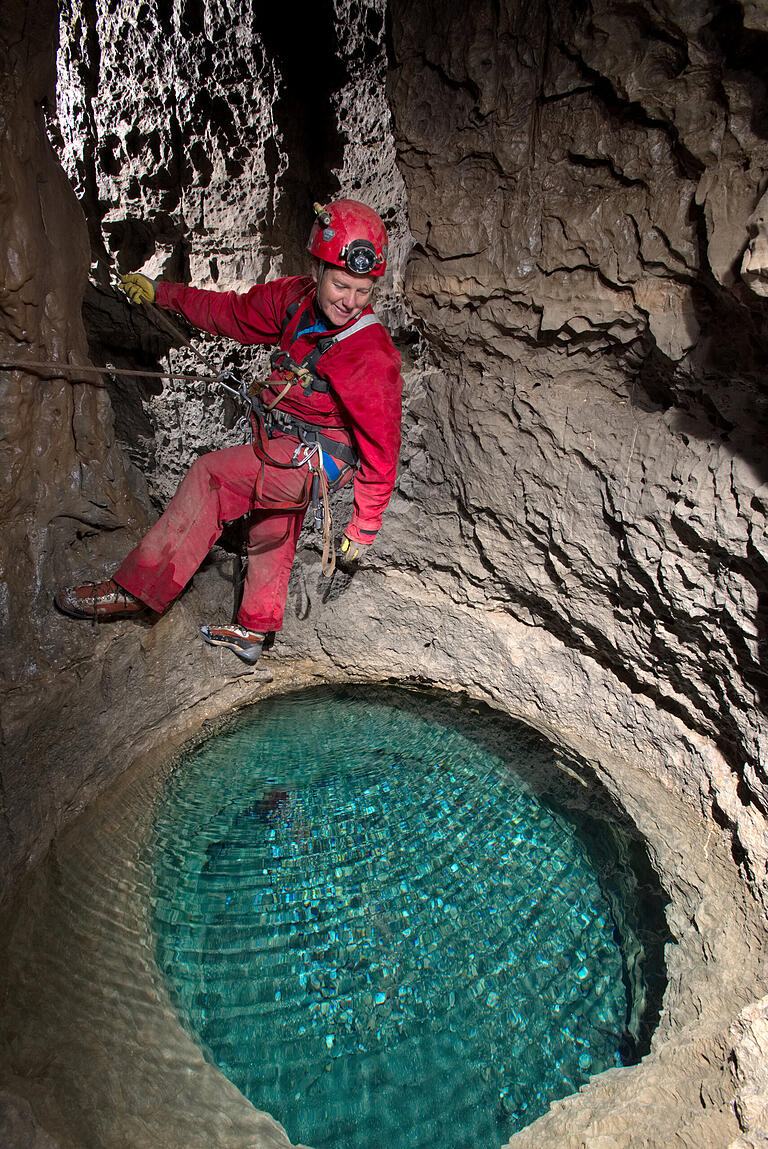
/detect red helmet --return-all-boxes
[307,198,388,277]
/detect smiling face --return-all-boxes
[312,262,375,327]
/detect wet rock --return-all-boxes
[1,0,767,1148]
[0,1091,60,1148]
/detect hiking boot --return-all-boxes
[200,624,266,664]
[54,579,145,620]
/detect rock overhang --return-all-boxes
[1,0,767,1144]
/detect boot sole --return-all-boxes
[53,595,146,621]
[199,627,263,664]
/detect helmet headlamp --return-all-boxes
[307,198,388,277]
[343,240,378,275]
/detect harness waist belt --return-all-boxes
[267,409,359,468]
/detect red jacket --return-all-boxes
[155,275,403,542]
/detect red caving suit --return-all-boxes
[114,275,403,633]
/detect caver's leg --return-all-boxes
[196,434,312,663]
[114,444,274,611]
[236,504,306,633]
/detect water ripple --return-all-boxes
[147,686,656,1149]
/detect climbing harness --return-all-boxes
[2,283,377,579]
[269,299,381,396]
[246,402,356,581]
[233,296,382,578]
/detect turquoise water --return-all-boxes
[149,687,664,1148]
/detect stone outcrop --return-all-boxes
[0,0,148,692]
[387,0,768,848]
[54,0,411,509]
[1,0,768,1147]
[742,188,768,297]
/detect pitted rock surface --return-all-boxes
[1,1,768,1147]
[55,0,411,509]
[387,0,768,858]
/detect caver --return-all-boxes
[55,199,403,664]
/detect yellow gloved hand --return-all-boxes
[340,535,373,563]
[119,273,156,305]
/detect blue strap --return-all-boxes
[322,453,342,483]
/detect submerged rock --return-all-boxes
[0,0,767,1146]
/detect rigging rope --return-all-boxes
[0,359,218,383]
[1,292,340,577]
[0,295,240,384]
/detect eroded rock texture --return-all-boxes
[1,0,768,1147]
[0,0,146,680]
[55,0,410,507]
[388,0,768,876]
[0,0,151,908]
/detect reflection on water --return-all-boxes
[0,686,669,1149]
[149,687,670,1149]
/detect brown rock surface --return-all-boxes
[387,0,768,856]
[0,0,149,883]
[1,0,767,1147]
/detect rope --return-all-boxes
[316,464,336,578]
[146,297,340,578]
[0,358,225,383]
[0,292,245,386]
[3,291,341,577]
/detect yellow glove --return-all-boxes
[340,535,373,563]
[119,273,156,305]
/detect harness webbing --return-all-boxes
[269,303,381,396]
[249,416,345,578]
[5,289,370,582]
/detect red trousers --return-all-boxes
[115,435,341,632]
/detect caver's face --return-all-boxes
[313,263,374,327]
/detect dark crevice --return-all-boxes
[710,796,753,874]
[704,1,768,139]
[413,49,483,107]
[607,1,690,61]
[256,1,347,272]
[179,0,205,39]
[155,0,174,37]
[72,0,111,281]
[565,150,647,190]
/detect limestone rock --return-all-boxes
[388,0,768,879]
[742,189,768,298]
[0,0,149,693]
[729,996,768,1146]
[1,0,768,1147]
[0,1090,60,1149]
[54,0,411,505]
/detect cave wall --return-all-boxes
[46,0,768,853]
[1,0,768,1145]
[0,3,148,688]
[386,0,768,886]
[55,0,412,509]
[56,0,409,289]
[0,0,412,899]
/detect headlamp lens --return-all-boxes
[345,240,377,274]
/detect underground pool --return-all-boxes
[147,685,669,1149]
